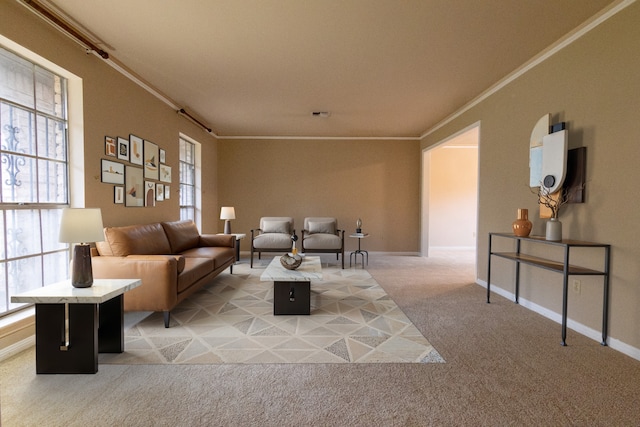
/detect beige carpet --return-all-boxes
[100,262,444,364]
[1,251,639,426]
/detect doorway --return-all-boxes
[421,123,479,257]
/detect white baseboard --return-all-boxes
[0,336,34,362]
[428,246,475,251]
[477,279,640,362]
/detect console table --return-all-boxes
[12,278,141,374]
[487,233,610,346]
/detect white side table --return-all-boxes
[11,278,141,374]
[219,233,246,263]
[349,233,369,267]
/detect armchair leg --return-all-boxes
[163,311,170,328]
[251,248,254,268]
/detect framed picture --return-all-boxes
[129,134,143,165]
[124,166,144,207]
[144,140,159,180]
[156,183,164,201]
[145,181,156,207]
[159,164,172,183]
[164,185,170,200]
[101,159,125,184]
[159,148,166,164]
[114,186,124,204]
[105,136,116,157]
[117,137,129,161]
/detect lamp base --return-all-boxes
[224,220,231,235]
[71,244,93,288]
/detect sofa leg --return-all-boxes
[163,311,170,328]
[230,264,233,274]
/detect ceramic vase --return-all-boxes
[545,217,562,241]
[512,208,532,237]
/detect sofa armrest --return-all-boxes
[199,234,235,248]
[91,254,179,312]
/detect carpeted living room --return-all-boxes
[3,251,640,425]
[2,1,640,426]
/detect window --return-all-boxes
[0,47,70,316]
[179,136,196,222]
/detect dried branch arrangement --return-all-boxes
[532,185,569,219]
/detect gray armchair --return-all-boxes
[250,217,294,267]
[301,217,345,269]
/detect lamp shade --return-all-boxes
[220,206,236,220]
[59,208,105,244]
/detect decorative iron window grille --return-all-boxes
[0,46,70,316]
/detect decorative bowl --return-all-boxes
[280,253,302,270]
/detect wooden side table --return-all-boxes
[11,279,141,374]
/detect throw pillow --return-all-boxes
[308,221,335,235]
[262,220,289,234]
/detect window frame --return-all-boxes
[0,36,85,320]
[179,134,201,230]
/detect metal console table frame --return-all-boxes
[487,232,610,347]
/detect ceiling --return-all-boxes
[41,0,616,139]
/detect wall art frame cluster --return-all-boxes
[102,134,172,207]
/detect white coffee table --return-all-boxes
[260,256,322,315]
[12,278,141,374]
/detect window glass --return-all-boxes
[0,46,69,316]
[179,137,196,222]
[0,49,34,107]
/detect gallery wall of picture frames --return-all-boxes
[102,134,172,207]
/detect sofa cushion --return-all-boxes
[162,220,201,253]
[180,246,235,269]
[177,257,215,293]
[308,220,335,235]
[97,223,171,257]
[262,220,290,234]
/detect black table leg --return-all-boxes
[35,303,98,374]
[99,294,124,353]
[273,281,310,315]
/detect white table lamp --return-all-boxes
[59,208,105,288]
[220,206,236,234]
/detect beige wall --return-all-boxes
[421,2,640,350]
[0,0,220,232]
[217,138,421,253]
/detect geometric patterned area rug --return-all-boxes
[100,261,444,365]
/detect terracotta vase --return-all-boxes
[512,208,532,237]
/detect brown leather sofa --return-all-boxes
[91,219,235,327]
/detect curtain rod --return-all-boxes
[178,109,212,133]
[21,0,109,59]
[21,0,219,136]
